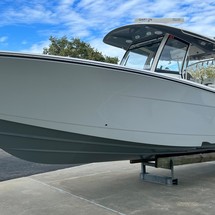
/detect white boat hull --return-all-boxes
[0,53,215,163]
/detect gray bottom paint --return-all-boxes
[0,119,213,164]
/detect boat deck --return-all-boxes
[1,160,215,214]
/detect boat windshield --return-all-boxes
[156,36,189,75]
[120,38,162,70]
[120,36,189,76]
[186,40,215,87]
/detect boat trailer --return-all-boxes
[130,151,215,185]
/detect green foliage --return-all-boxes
[43,36,118,64]
[189,65,215,83]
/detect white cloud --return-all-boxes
[0,0,214,57]
[90,38,125,60]
[21,40,28,45]
[0,36,8,43]
[21,40,50,54]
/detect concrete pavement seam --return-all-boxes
[29,177,127,215]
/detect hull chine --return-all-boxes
[0,119,199,164]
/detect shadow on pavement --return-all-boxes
[0,149,79,181]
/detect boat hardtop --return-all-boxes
[104,23,215,86]
[104,23,215,50]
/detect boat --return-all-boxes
[0,19,215,164]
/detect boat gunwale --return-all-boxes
[0,51,215,94]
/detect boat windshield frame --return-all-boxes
[154,35,190,76]
[120,33,190,77]
[120,37,164,71]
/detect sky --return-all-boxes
[0,0,214,59]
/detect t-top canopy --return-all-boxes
[103,23,215,52]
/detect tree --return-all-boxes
[189,65,215,84]
[43,36,118,64]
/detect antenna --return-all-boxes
[135,18,184,24]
